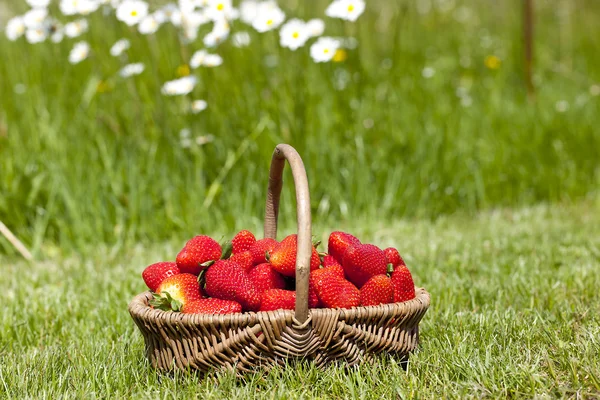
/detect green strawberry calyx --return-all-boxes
[387,263,395,276]
[149,291,182,312]
[220,241,233,259]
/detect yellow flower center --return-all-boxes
[266,19,273,25]
[323,48,329,54]
[131,10,138,17]
[333,49,348,62]
[348,4,354,12]
[484,55,501,70]
[292,32,299,39]
[217,3,224,11]
[177,64,191,77]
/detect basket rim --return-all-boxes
[128,286,430,326]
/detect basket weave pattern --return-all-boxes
[128,144,430,373]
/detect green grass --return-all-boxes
[1,200,599,398]
[1,0,599,255]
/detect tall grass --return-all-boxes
[1,0,599,255]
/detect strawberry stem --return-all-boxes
[387,263,395,276]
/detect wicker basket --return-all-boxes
[128,144,430,373]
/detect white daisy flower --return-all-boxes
[120,63,145,77]
[110,38,130,56]
[69,41,90,64]
[239,0,258,24]
[25,28,48,43]
[64,19,89,38]
[252,1,285,33]
[191,99,207,113]
[60,0,80,16]
[325,0,365,22]
[155,3,178,23]
[306,18,325,37]
[279,19,309,50]
[190,50,223,68]
[116,0,149,26]
[138,14,161,34]
[26,0,51,8]
[309,36,340,63]
[232,31,250,47]
[23,8,48,29]
[5,17,26,41]
[77,0,101,15]
[161,76,198,96]
[205,0,236,21]
[203,19,230,47]
[179,10,210,40]
[178,0,196,13]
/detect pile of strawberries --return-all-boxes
[142,230,416,315]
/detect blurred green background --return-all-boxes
[1,0,599,255]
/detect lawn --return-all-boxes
[1,200,599,398]
[1,0,600,398]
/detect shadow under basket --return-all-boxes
[128,144,431,374]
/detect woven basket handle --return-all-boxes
[264,144,312,324]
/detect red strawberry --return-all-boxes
[308,285,320,308]
[229,250,254,271]
[308,266,343,308]
[315,276,360,309]
[384,247,406,267]
[260,289,296,312]
[321,255,342,269]
[151,273,203,311]
[249,238,279,265]
[176,235,222,275]
[391,265,416,302]
[342,244,387,288]
[231,230,256,254]
[204,260,261,311]
[269,234,320,277]
[360,274,393,306]
[142,262,180,292]
[181,298,242,314]
[248,263,286,294]
[328,231,361,264]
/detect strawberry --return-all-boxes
[231,230,256,254]
[142,262,180,292]
[360,274,393,306]
[342,244,387,288]
[249,238,279,265]
[391,265,416,302]
[310,267,359,309]
[269,234,320,277]
[181,298,242,314]
[321,255,342,269]
[176,235,222,275]
[308,267,341,308]
[259,289,296,312]
[248,263,286,294]
[150,273,203,311]
[328,231,361,264]
[204,260,261,311]
[315,275,360,309]
[308,285,320,308]
[229,250,254,271]
[384,247,406,267]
